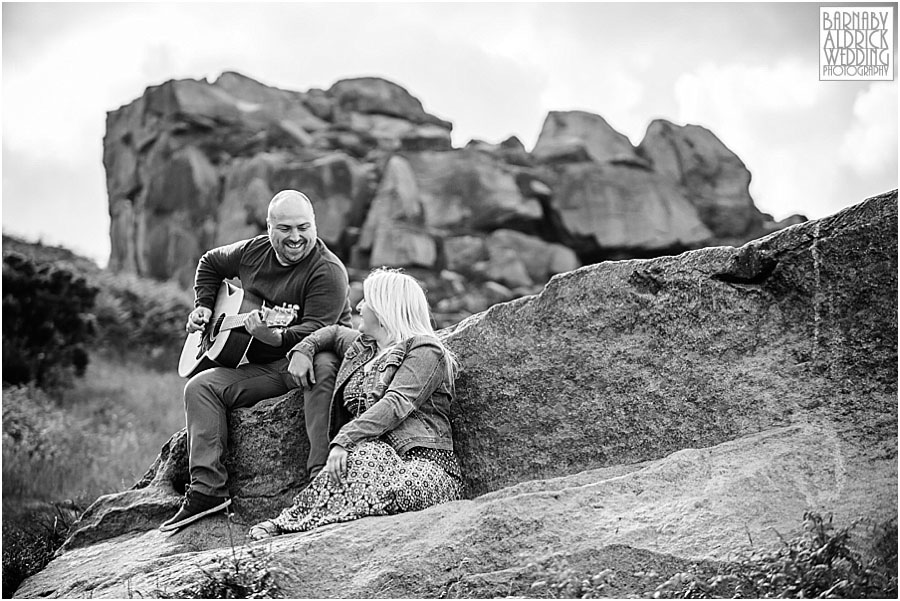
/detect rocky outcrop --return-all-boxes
[532,110,649,167]
[103,72,800,320]
[638,119,764,238]
[546,162,712,256]
[20,191,895,598]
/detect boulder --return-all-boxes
[443,235,486,274]
[443,231,578,288]
[403,150,544,230]
[532,110,649,167]
[333,112,452,152]
[19,421,895,599]
[27,192,894,600]
[549,162,712,255]
[104,72,801,296]
[328,77,452,129]
[484,229,580,284]
[212,71,328,134]
[58,392,309,553]
[466,136,532,166]
[638,119,765,238]
[356,155,436,268]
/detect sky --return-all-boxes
[2,2,898,267]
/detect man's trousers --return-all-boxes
[183,352,340,497]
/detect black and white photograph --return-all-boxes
[2,2,897,598]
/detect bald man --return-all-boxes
[162,190,352,532]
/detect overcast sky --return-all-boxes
[2,2,898,266]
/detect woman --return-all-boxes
[249,268,461,539]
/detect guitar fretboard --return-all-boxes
[219,313,252,331]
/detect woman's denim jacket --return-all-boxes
[290,325,456,455]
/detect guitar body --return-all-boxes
[178,282,259,378]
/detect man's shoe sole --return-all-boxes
[159,498,232,532]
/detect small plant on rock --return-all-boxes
[653,512,898,599]
[182,545,281,599]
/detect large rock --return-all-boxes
[549,162,713,256]
[639,119,765,238]
[444,229,581,288]
[532,110,649,167]
[356,155,437,268]
[22,192,895,599]
[405,149,544,230]
[213,70,328,135]
[104,72,801,311]
[18,422,892,599]
[329,77,452,129]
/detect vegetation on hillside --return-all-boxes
[2,235,190,596]
[2,253,97,386]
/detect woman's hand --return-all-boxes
[325,445,348,485]
[288,352,316,389]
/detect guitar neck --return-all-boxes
[219,312,256,332]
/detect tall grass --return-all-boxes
[3,355,186,505]
[2,353,187,596]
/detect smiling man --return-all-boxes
[161,189,352,532]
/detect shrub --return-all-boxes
[139,521,282,599]
[2,253,97,387]
[1,502,82,598]
[90,271,192,371]
[185,545,283,599]
[653,512,898,599]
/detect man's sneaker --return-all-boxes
[159,487,232,532]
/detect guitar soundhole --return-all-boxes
[210,315,226,339]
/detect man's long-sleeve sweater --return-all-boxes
[193,235,352,364]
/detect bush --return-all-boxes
[90,271,192,371]
[1,502,82,598]
[138,522,282,599]
[185,545,283,599]
[2,253,97,387]
[653,512,898,599]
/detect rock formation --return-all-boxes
[17,191,896,599]
[103,72,799,323]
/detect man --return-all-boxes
[160,189,351,532]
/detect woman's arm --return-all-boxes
[331,338,447,450]
[289,324,360,361]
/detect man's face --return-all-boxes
[267,199,318,265]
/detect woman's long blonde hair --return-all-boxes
[363,268,459,380]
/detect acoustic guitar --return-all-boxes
[178,281,298,378]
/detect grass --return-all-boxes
[2,352,187,596]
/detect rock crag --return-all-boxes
[103,72,801,324]
[17,191,896,599]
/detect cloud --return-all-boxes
[839,84,899,178]
[671,59,857,219]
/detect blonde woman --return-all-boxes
[249,268,461,538]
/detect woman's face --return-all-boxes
[356,298,381,337]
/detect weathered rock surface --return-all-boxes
[19,191,896,598]
[104,72,801,325]
[533,110,649,167]
[17,423,895,599]
[639,119,765,238]
[546,162,713,256]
